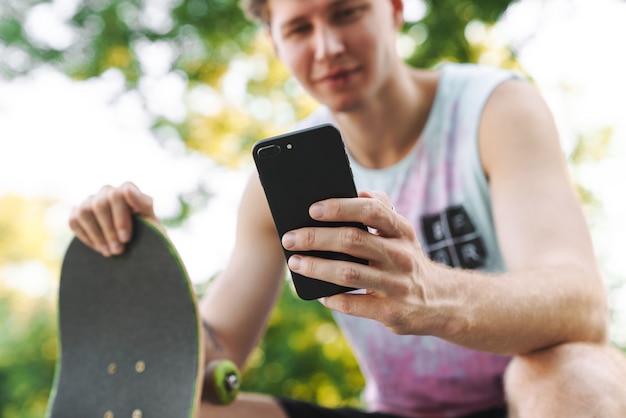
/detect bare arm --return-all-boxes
[467,79,609,351]
[198,172,287,368]
[281,80,608,355]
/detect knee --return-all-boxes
[504,342,626,416]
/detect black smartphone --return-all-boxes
[252,124,368,300]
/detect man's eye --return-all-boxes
[285,24,311,37]
[334,6,366,23]
[293,25,310,34]
[337,8,356,19]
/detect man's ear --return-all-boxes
[390,0,405,29]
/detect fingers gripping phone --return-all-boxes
[253,124,368,300]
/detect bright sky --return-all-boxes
[1,0,626,343]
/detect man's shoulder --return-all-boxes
[438,62,520,82]
[435,62,524,113]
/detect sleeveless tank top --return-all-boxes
[292,63,520,417]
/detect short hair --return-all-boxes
[240,0,271,26]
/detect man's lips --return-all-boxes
[314,67,360,86]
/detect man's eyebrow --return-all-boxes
[278,0,359,32]
[328,0,359,10]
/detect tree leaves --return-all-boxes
[404,0,513,68]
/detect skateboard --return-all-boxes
[47,216,240,418]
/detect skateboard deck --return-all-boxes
[47,216,238,418]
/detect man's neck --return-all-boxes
[331,66,439,169]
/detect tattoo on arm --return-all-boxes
[202,319,224,353]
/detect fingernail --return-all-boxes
[282,232,295,249]
[109,241,122,255]
[99,245,111,257]
[118,229,130,242]
[288,255,302,271]
[310,203,325,218]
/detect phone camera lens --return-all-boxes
[257,144,281,159]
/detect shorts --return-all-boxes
[277,398,507,418]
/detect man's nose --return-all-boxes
[313,26,346,61]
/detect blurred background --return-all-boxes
[1,0,626,416]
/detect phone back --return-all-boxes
[252,124,367,300]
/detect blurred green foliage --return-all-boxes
[242,283,365,407]
[0,292,57,418]
[403,0,513,67]
[0,195,60,417]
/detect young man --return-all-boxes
[69,0,626,417]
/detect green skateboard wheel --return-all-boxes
[203,360,240,405]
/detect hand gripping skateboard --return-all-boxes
[47,216,240,418]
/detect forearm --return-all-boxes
[197,243,286,368]
[196,172,287,368]
[200,317,228,362]
[426,261,609,355]
[198,271,284,368]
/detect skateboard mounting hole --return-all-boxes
[135,361,146,373]
[132,409,143,418]
[107,363,117,375]
[104,411,114,418]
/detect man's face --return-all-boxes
[268,0,403,112]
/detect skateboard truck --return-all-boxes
[225,371,240,393]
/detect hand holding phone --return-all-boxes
[252,124,368,300]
